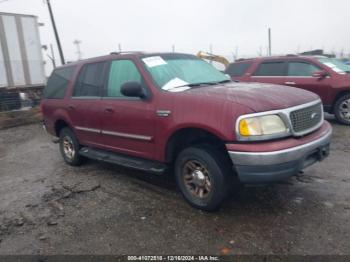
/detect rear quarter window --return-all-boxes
[44,66,76,99]
[225,62,252,76]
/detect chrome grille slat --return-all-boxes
[289,103,323,133]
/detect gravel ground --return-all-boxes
[0,117,349,255]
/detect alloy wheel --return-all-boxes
[339,98,350,121]
[182,160,212,199]
[62,136,75,160]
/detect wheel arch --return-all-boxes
[164,127,229,164]
[54,119,73,137]
[331,89,350,113]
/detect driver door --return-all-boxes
[100,59,156,160]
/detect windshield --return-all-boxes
[141,54,230,92]
[317,58,350,74]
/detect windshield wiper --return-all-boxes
[167,82,217,90]
[165,80,231,91]
[216,79,232,84]
[187,82,218,87]
[188,80,232,87]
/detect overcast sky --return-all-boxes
[1,0,349,67]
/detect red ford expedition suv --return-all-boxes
[41,52,332,211]
[225,55,350,125]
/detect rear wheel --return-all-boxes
[59,127,83,166]
[334,94,350,125]
[174,145,235,211]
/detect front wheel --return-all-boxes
[174,145,234,211]
[334,94,350,125]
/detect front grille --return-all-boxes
[290,102,323,134]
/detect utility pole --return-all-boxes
[49,43,56,68]
[233,46,238,61]
[268,28,272,56]
[73,39,82,60]
[46,0,65,65]
[209,44,213,64]
[118,43,122,52]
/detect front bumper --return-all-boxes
[227,121,332,184]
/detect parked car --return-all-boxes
[41,52,332,211]
[225,55,350,125]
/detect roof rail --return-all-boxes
[110,51,143,55]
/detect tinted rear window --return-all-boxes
[226,62,251,76]
[44,66,76,99]
[287,61,321,76]
[73,62,107,97]
[253,61,285,76]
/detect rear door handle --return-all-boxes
[67,105,75,110]
[104,108,114,113]
[284,81,296,85]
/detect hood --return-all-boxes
[185,82,320,112]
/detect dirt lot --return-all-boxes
[0,117,349,255]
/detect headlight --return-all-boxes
[237,114,288,139]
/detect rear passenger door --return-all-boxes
[68,61,107,147]
[100,59,156,159]
[251,60,287,85]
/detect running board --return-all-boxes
[79,147,166,175]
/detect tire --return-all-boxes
[334,94,350,125]
[174,145,235,211]
[59,127,83,166]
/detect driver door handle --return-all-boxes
[104,108,114,113]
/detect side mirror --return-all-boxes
[312,70,328,79]
[120,81,146,98]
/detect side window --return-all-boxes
[44,66,76,99]
[225,62,252,77]
[73,62,106,97]
[253,61,285,76]
[106,60,142,97]
[287,61,321,76]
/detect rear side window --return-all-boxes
[73,62,107,97]
[253,61,285,76]
[287,61,321,76]
[225,62,251,76]
[44,66,76,99]
[106,60,142,97]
